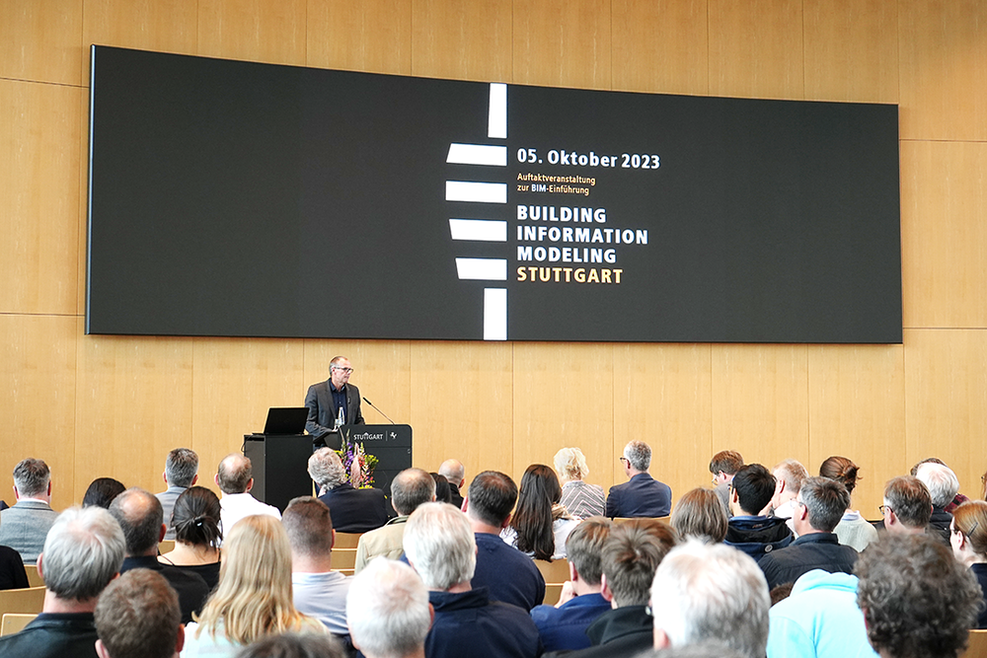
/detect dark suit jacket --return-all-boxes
[605,473,672,518]
[305,380,364,435]
[120,555,209,624]
[317,484,390,533]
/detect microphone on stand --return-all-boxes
[363,397,396,424]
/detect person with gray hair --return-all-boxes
[605,441,672,518]
[651,540,770,658]
[355,468,436,571]
[0,457,59,564]
[109,487,209,624]
[757,476,859,589]
[346,559,431,658]
[0,506,125,656]
[155,447,199,540]
[215,453,281,534]
[915,461,961,544]
[311,447,390,533]
[882,475,933,536]
[438,458,466,509]
[403,502,541,658]
[856,533,982,658]
[94,569,184,658]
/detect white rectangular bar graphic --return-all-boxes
[449,219,507,242]
[455,258,507,281]
[484,288,507,340]
[446,181,507,204]
[447,143,508,166]
[488,83,507,139]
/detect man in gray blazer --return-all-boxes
[0,458,59,564]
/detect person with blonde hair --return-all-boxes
[183,515,326,657]
[949,500,987,628]
[670,488,728,544]
[554,448,605,519]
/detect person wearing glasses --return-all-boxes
[881,476,933,537]
[605,441,672,519]
[305,356,365,437]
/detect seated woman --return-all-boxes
[502,464,579,560]
[950,500,987,629]
[0,542,28,590]
[554,447,605,519]
[81,477,126,509]
[183,515,327,657]
[670,487,728,544]
[819,455,879,551]
[158,486,222,590]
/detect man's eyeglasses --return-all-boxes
[879,505,892,515]
[334,367,354,374]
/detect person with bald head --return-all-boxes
[215,453,281,534]
[438,459,466,509]
[109,487,209,623]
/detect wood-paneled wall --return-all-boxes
[2,0,985,517]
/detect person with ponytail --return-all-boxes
[818,456,878,551]
[159,485,223,590]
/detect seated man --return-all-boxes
[708,450,743,515]
[529,518,613,651]
[768,459,807,520]
[403,502,542,658]
[94,569,185,658]
[109,488,209,624]
[463,470,545,611]
[0,506,125,657]
[547,519,678,658]
[438,459,466,510]
[155,447,198,541]
[757,476,858,589]
[856,534,982,658]
[881,475,933,536]
[606,441,672,518]
[282,496,351,640]
[356,468,436,570]
[915,461,959,544]
[214,453,281,533]
[310,447,390,533]
[346,558,432,658]
[651,540,770,658]
[723,464,793,560]
[0,458,59,564]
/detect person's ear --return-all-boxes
[600,573,614,603]
[501,513,512,529]
[654,628,672,649]
[95,639,111,658]
[162,471,169,485]
[191,474,198,485]
[175,624,186,653]
[569,561,579,583]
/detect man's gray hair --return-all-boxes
[650,540,770,658]
[403,502,476,590]
[41,506,125,601]
[308,448,346,491]
[915,462,960,509]
[800,476,850,533]
[438,459,465,484]
[773,459,808,495]
[391,468,436,516]
[164,448,198,488]
[623,440,652,471]
[13,458,50,497]
[346,559,431,658]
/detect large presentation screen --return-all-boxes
[87,46,902,343]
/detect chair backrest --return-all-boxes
[543,583,564,607]
[334,532,363,549]
[963,629,987,658]
[23,564,43,588]
[1,613,37,636]
[332,548,358,570]
[612,516,670,525]
[534,558,571,583]
[158,539,176,554]
[0,587,46,617]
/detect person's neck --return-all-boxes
[572,580,603,597]
[163,541,220,565]
[292,553,335,573]
[43,591,97,614]
[469,517,504,535]
[444,580,472,594]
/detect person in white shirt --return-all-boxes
[214,453,280,534]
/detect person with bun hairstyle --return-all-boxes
[950,499,987,628]
[158,486,223,590]
[818,456,878,551]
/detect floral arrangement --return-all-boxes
[337,429,379,488]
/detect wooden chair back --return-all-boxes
[963,629,987,658]
[22,565,43,588]
[534,558,571,584]
[0,587,46,618]
[334,532,363,549]
[1,613,37,636]
[543,583,564,607]
[332,548,358,570]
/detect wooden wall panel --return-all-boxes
[900,141,987,328]
[191,338,306,488]
[0,80,82,316]
[803,0,897,103]
[904,329,987,502]
[82,0,198,86]
[409,342,513,479]
[807,345,906,516]
[0,315,78,510]
[198,0,307,66]
[611,0,708,95]
[0,0,82,86]
[411,0,512,81]
[613,343,712,501]
[708,0,803,100]
[74,336,194,503]
[512,0,611,89]
[711,344,809,470]
[899,0,987,141]
[307,0,412,74]
[512,343,613,485]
